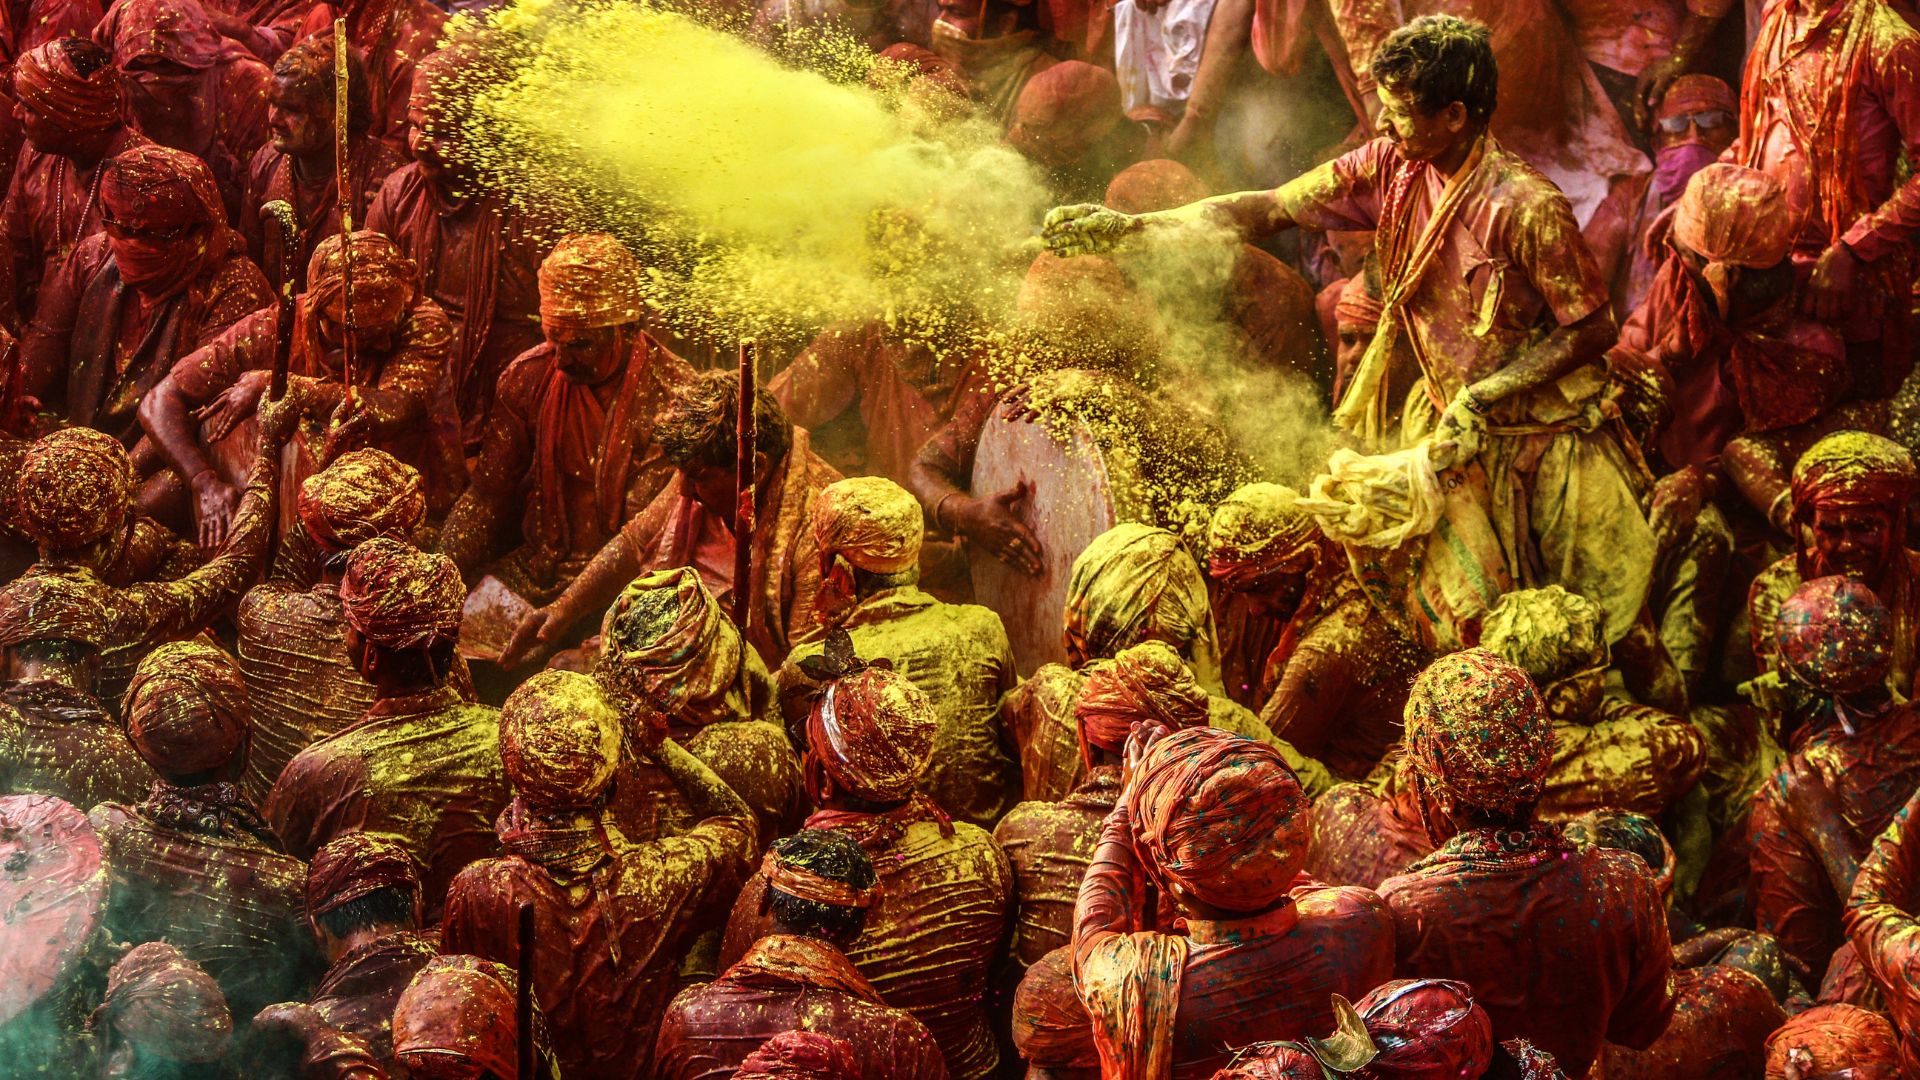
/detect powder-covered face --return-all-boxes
[1375,84,1460,164]
[548,323,625,383]
[1807,505,1901,582]
[268,74,332,157]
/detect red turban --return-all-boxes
[91,942,232,1063]
[304,229,421,339]
[735,1031,862,1080]
[1007,61,1124,167]
[1125,727,1309,913]
[597,566,756,729]
[805,666,936,804]
[1790,431,1917,517]
[100,144,231,292]
[1212,1044,1330,1079]
[1103,159,1207,215]
[297,449,426,553]
[1011,947,1100,1072]
[14,39,121,135]
[500,670,622,809]
[1657,74,1735,121]
[1354,979,1494,1080]
[1402,649,1554,817]
[338,538,465,652]
[0,571,111,649]
[14,427,134,550]
[1065,523,1219,683]
[1075,640,1209,768]
[1335,274,1384,335]
[1763,1005,1899,1080]
[305,831,422,926]
[1774,575,1894,696]
[811,476,924,575]
[394,956,525,1079]
[1205,483,1317,590]
[538,232,644,333]
[123,640,249,777]
[102,0,224,70]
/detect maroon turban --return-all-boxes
[304,831,422,927]
[338,538,465,652]
[100,144,231,292]
[0,571,111,650]
[14,427,134,550]
[734,1031,863,1080]
[1774,575,1893,696]
[394,956,527,1079]
[1763,1004,1899,1080]
[1075,640,1209,768]
[805,666,937,804]
[303,230,421,346]
[1402,649,1555,817]
[123,640,249,777]
[14,39,121,134]
[1213,1044,1332,1079]
[297,449,426,553]
[1790,432,1917,519]
[1011,947,1100,1072]
[101,0,225,70]
[1104,159,1207,215]
[1125,727,1309,913]
[91,942,232,1063]
[1007,61,1124,167]
[499,670,622,810]
[1353,979,1494,1080]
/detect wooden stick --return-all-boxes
[260,200,299,402]
[732,342,756,632]
[333,20,358,403]
[516,901,536,1080]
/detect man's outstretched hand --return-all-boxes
[1042,204,1140,257]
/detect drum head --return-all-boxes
[969,374,1151,675]
[0,795,106,1028]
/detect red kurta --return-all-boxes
[264,686,511,920]
[0,128,148,329]
[441,809,756,1080]
[1843,785,1920,1077]
[1072,810,1396,1079]
[992,767,1117,967]
[1379,825,1675,1079]
[1748,700,1920,975]
[0,678,156,808]
[654,934,951,1080]
[240,138,408,295]
[296,0,447,141]
[720,804,1012,1080]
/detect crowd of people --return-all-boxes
[2,0,1920,1077]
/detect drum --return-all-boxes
[969,370,1152,675]
[0,795,107,1061]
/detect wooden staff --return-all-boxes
[260,200,299,402]
[516,901,536,1080]
[732,342,756,631]
[332,20,358,401]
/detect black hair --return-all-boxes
[1369,14,1498,123]
[656,370,793,471]
[314,885,417,939]
[765,829,877,945]
[12,638,100,665]
[53,37,112,81]
[271,31,375,137]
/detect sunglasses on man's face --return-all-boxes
[1658,108,1733,134]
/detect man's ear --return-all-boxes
[1444,101,1470,134]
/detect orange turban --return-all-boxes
[500,670,623,809]
[1016,253,1165,369]
[1075,640,1209,768]
[1126,727,1309,913]
[538,232,644,333]
[1335,274,1384,335]
[1673,163,1792,315]
[305,831,422,926]
[1763,1005,1899,1080]
[338,538,465,652]
[1103,159,1207,214]
[1011,947,1099,1072]
[15,427,134,550]
[1657,74,1735,120]
[1007,61,1124,167]
[597,566,756,729]
[735,1031,863,1080]
[123,640,249,778]
[805,667,936,804]
[304,230,420,337]
[810,476,924,575]
[394,956,527,1079]
[1403,649,1554,817]
[297,449,426,553]
[91,942,232,1064]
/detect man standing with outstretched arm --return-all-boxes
[1043,14,1660,664]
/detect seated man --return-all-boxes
[1751,576,1920,978]
[91,942,233,1079]
[778,475,1018,826]
[1206,481,1426,783]
[504,370,841,669]
[92,641,318,1024]
[998,521,1332,803]
[265,539,508,918]
[443,669,755,1080]
[20,144,269,447]
[722,663,1011,1080]
[654,829,949,1079]
[303,832,437,1069]
[1381,650,1674,1077]
[1846,784,1920,1076]
[1074,726,1394,1078]
[996,640,1203,967]
[235,449,426,800]
[1478,586,1707,821]
[439,232,691,613]
[392,955,561,1080]
[143,229,465,544]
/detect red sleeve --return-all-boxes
[1844,787,1920,1017]
[166,306,277,403]
[1508,182,1611,328]
[439,863,514,964]
[1603,853,1676,1050]
[1749,777,1841,974]
[1841,31,1920,263]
